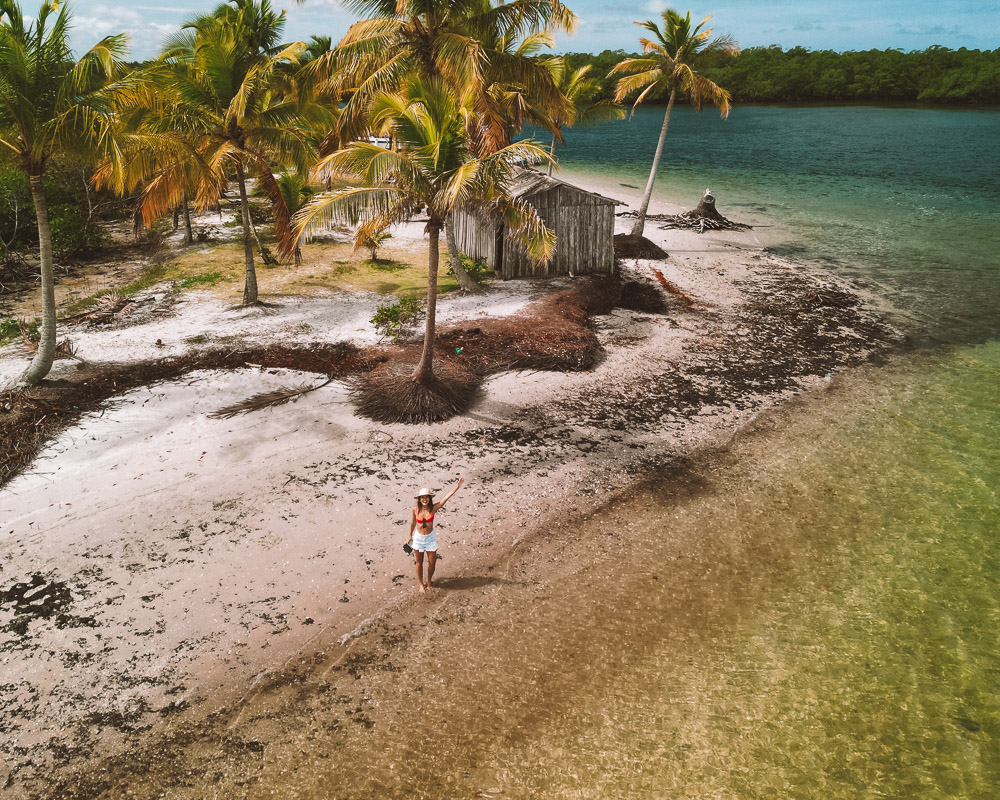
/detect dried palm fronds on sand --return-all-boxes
[208,378,334,419]
[17,318,83,361]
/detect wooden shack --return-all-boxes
[452,170,620,279]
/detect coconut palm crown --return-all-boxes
[610,8,738,237]
[293,76,555,385]
[333,0,577,151]
[0,0,128,388]
[143,9,330,305]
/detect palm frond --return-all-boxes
[208,379,333,419]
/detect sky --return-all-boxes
[59,0,1000,61]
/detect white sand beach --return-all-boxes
[0,174,896,797]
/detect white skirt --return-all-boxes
[412,531,438,552]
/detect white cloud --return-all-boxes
[72,5,177,57]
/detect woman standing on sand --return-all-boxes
[406,477,464,593]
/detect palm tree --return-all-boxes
[609,9,739,237]
[0,0,127,388]
[293,76,554,386]
[539,57,624,176]
[334,0,576,152]
[150,11,328,305]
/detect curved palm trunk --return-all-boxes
[547,135,557,176]
[413,221,442,385]
[445,213,481,294]
[16,174,57,387]
[631,85,677,238]
[236,164,258,305]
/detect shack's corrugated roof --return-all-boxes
[509,169,621,205]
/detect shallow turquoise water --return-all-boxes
[547,105,1000,344]
[501,106,1000,796]
[461,344,1000,799]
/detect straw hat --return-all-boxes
[414,487,434,499]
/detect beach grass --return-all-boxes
[58,240,457,318]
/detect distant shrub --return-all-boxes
[0,317,38,346]
[371,296,424,343]
[0,317,21,345]
[363,258,406,272]
[449,253,492,284]
[49,204,110,258]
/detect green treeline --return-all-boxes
[564,46,1000,105]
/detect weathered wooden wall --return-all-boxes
[452,210,498,270]
[452,176,617,280]
[500,185,615,279]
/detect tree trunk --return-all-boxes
[547,134,556,177]
[182,194,193,245]
[172,205,180,230]
[236,164,258,305]
[16,174,57,387]
[631,85,676,238]
[413,220,442,385]
[692,191,726,221]
[445,212,482,294]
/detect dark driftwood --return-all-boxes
[657,191,752,234]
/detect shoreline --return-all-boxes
[0,177,901,797]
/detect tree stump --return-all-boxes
[659,190,751,233]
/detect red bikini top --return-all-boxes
[417,513,434,526]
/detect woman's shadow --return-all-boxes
[431,575,511,591]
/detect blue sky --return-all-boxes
[60,0,999,61]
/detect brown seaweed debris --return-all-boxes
[618,280,669,314]
[350,276,617,423]
[437,276,617,376]
[613,233,668,260]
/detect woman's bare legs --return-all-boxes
[426,551,437,589]
[414,551,426,593]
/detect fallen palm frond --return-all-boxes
[54,338,80,361]
[207,378,334,419]
[16,319,83,361]
[18,318,37,348]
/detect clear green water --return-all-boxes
[493,106,1000,797]
[456,347,1000,798]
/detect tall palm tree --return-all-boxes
[0,0,127,388]
[293,76,554,385]
[539,57,624,176]
[151,13,327,305]
[610,9,738,237]
[334,0,576,152]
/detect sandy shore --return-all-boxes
[0,175,897,797]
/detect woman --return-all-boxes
[407,477,464,592]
